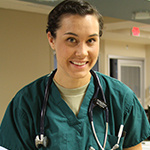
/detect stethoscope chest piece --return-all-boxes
[89,146,95,150]
[35,134,49,148]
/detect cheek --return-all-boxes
[55,46,71,63]
[91,46,99,59]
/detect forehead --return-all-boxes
[58,14,99,34]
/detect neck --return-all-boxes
[54,71,91,89]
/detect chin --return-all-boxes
[69,70,91,79]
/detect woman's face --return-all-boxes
[48,14,100,85]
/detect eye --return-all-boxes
[67,37,77,43]
[87,38,96,44]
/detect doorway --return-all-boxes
[108,56,145,107]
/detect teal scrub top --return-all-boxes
[0,71,150,150]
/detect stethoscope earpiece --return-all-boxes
[35,134,49,149]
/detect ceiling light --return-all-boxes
[132,11,150,20]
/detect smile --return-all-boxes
[70,61,88,66]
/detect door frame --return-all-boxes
[108,55,146,108]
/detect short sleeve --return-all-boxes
[123,93,150,148]
[0,75,47,150]
[0,97,37,150]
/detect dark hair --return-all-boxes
[46,0,103,38]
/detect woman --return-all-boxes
[0,0,150,150]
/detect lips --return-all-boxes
[70,61,88,66]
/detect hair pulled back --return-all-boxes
[46,0,103,38]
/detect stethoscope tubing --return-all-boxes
[90,70,109,123]
[89,70,109,149]
[40,69,57,135]
[37,69,110,149]
[36,69,125,150]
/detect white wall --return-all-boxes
[0,8,52,122]
[100,39,146,74]
[146,46,150,106]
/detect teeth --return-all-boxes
[72,62,86,66]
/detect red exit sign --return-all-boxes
[132,27,140,36]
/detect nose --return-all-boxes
[75,42,88,58]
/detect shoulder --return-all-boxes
[0,74,50,131]
[17,74,49,96]
[95,71,133,94]
[95,71,137,112]
[11,74,50,111]
[19,74,49,92]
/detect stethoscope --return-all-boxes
[35,69,124,150]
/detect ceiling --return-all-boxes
[1,0,150,45]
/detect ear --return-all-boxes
[47,31,55,50]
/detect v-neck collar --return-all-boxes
[49,75,94,125]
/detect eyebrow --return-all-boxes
[64,32,78,36]
[89,34,99,37]
[64,32,99,37]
